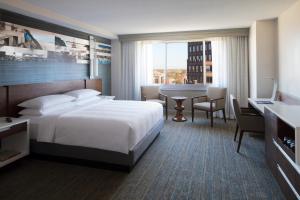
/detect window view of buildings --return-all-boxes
[153,69,187,84]
[187,42,203,84]
[205,41,213,83]
[152,41,212,85]
[187,41,212,84]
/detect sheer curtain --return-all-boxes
[212,36,249,118]
[120,41,153,100]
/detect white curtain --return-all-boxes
[120,41,153,100]
[212,36,249,119]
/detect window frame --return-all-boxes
[152,40,212,85]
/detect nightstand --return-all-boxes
[0,117,29,168]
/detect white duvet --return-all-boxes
[31,100,163,154]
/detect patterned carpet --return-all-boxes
[0,115,284,200]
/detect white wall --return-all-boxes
[249,19,278,98]
[111,39,122,99]
[278,1,300,98]
[256,19,278,98]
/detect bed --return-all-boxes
[2,80,164,170]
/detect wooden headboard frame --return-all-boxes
[0,79,102,117]
[0,86,8,116]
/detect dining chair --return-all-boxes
[141,86,168,120]
[191,87,227,127]
[230,95,265,153]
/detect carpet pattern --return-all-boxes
[0,115,284,200]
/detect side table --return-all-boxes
[171,96,187,122]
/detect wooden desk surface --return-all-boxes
[248,98,284,115]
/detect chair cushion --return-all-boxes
[194,102,216,111]
[147,99,166,106]
[141,86,160,99]
[207,87,227,110]
[207,87,227,99]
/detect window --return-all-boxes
[205,41,213,83]
[166,43,187,84]
[152,40,212,84]
[152,43,166,84]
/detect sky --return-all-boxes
[153,42,187,69]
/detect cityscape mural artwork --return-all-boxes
[0,21,89,64]
[0,21,111,67]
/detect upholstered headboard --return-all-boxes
[0,79,102,117]
[0,86,8,116]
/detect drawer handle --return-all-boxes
[273,139,300,175]
[277,164,300,199]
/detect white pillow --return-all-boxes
[19,102,75,116]
[65,89,101,100]
[18,94,75,109]
[75,96,101,106]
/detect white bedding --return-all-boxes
[22,100,163,154]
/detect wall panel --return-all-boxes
[0,9,111,87]
[278,1,300,98]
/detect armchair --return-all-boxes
[191,87,227,127]
[141,86,168,120]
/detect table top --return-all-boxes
[0,117,29,130]
[171,96,187,100]
[248,98,283,114]
[248,98,300,129]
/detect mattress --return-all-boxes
[22,100,163,154]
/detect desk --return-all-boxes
[248,98,285,115]
[249,98,300,199]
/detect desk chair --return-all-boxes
[230,95,265,153]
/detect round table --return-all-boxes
[171,96,187,122]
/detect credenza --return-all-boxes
[265,105,300,199]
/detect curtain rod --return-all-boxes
[119,28,249,42]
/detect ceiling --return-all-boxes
[0,0,298,39]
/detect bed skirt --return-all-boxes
[30,119,164,170]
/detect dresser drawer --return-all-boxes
[276,164,300,200]
[294,170,300,196]
[273,138,300,195]
[0,122,27,139]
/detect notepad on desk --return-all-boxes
[256,101,273,104]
